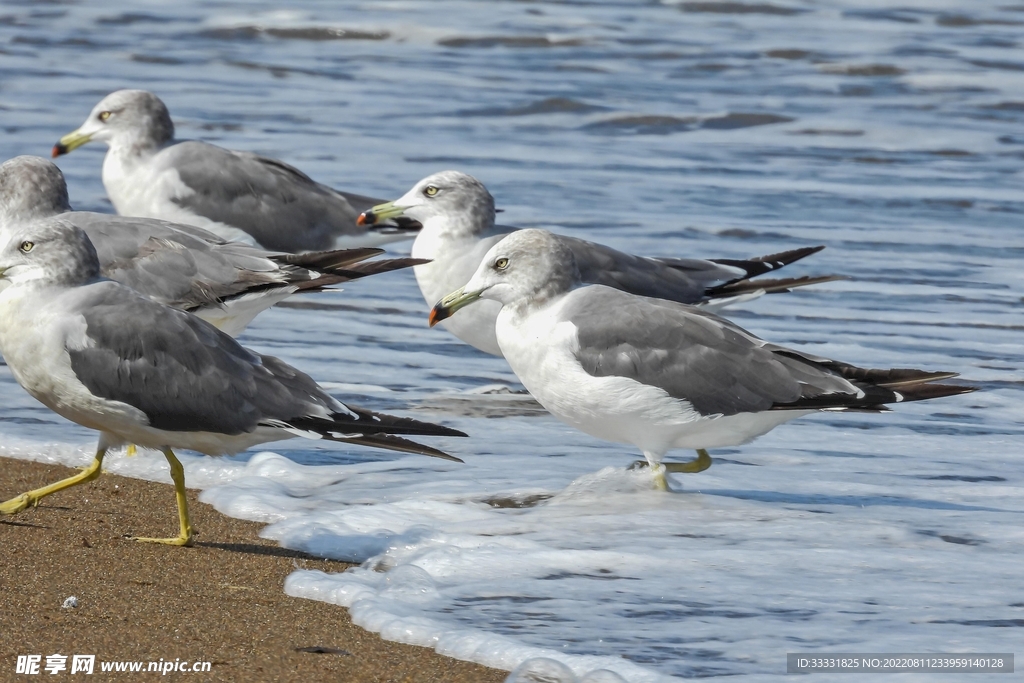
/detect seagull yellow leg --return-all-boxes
[664,449,713,474]
[0,448,107,514]
[132,448,194,547]
[126,444,138,457]
[629,449,711,491]
[651,463,669,492]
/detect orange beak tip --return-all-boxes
[428,307,442,328]
[51,145,62,158]
[355,214,367,226]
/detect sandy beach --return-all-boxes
[0,457,506,682]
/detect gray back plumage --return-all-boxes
[565,287,868,417]
[70,212,291,309]
[66,281,337,434]
[559,235,709,303]
[164,141,365,252]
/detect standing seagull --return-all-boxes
[0,156,423,336]
[358,170,839,356]
[51,90,419,252]
[430,230,974,490]
[0,222,464,546]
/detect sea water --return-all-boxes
[0,1,1021,680]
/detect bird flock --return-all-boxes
[0,89,973,545]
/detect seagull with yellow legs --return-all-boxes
[0,155,429,463]
[429,230,974,491]
[0,222,464,546]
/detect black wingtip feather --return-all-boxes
[708,274,846,298]
[289,257,431,293]
[709,245,826,278]
[273,247,384,271]
[770,355,978,411]
[342,257,431,277]
[275,408,467,460]
[894,382,978,402]
[323,432,464,462]
[343,410,467,438]
[287,408,468,439]
[815,363,961,389]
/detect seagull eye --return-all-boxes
[423,185,439,197]
[98,111,112,122]
[19,241,34,253]
[494,257,509,270]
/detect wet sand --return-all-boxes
[0,457,506,682]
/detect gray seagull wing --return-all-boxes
[564,287,879,417]
[558,237,829,305]
[64,282,465,455]
[65,281,339,435]
[71,212,295,310]
[160,141,384,253]
[559,235,708,303]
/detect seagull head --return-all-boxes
[0,156,72,225]
[53,90,174,158]
[357,170,495,239]
[0,221,100,287]
[429,229,579,326]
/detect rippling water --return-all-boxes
[1,2,1022,681]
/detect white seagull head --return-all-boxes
[430,229,579,325]
[53,89,174,157]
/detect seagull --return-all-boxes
[429,229,975,490]
[358,170,840,356]
[0,156,423,336]
[51,90,420,252]
[0,221,465,546]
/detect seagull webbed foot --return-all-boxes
[629,449,712,491]
[0,493,32,514]
[0,449,106,515]
[131,532,194,547]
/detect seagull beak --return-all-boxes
[52,129,94,158]
[357,200,407,227]
[429,287,482,327]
